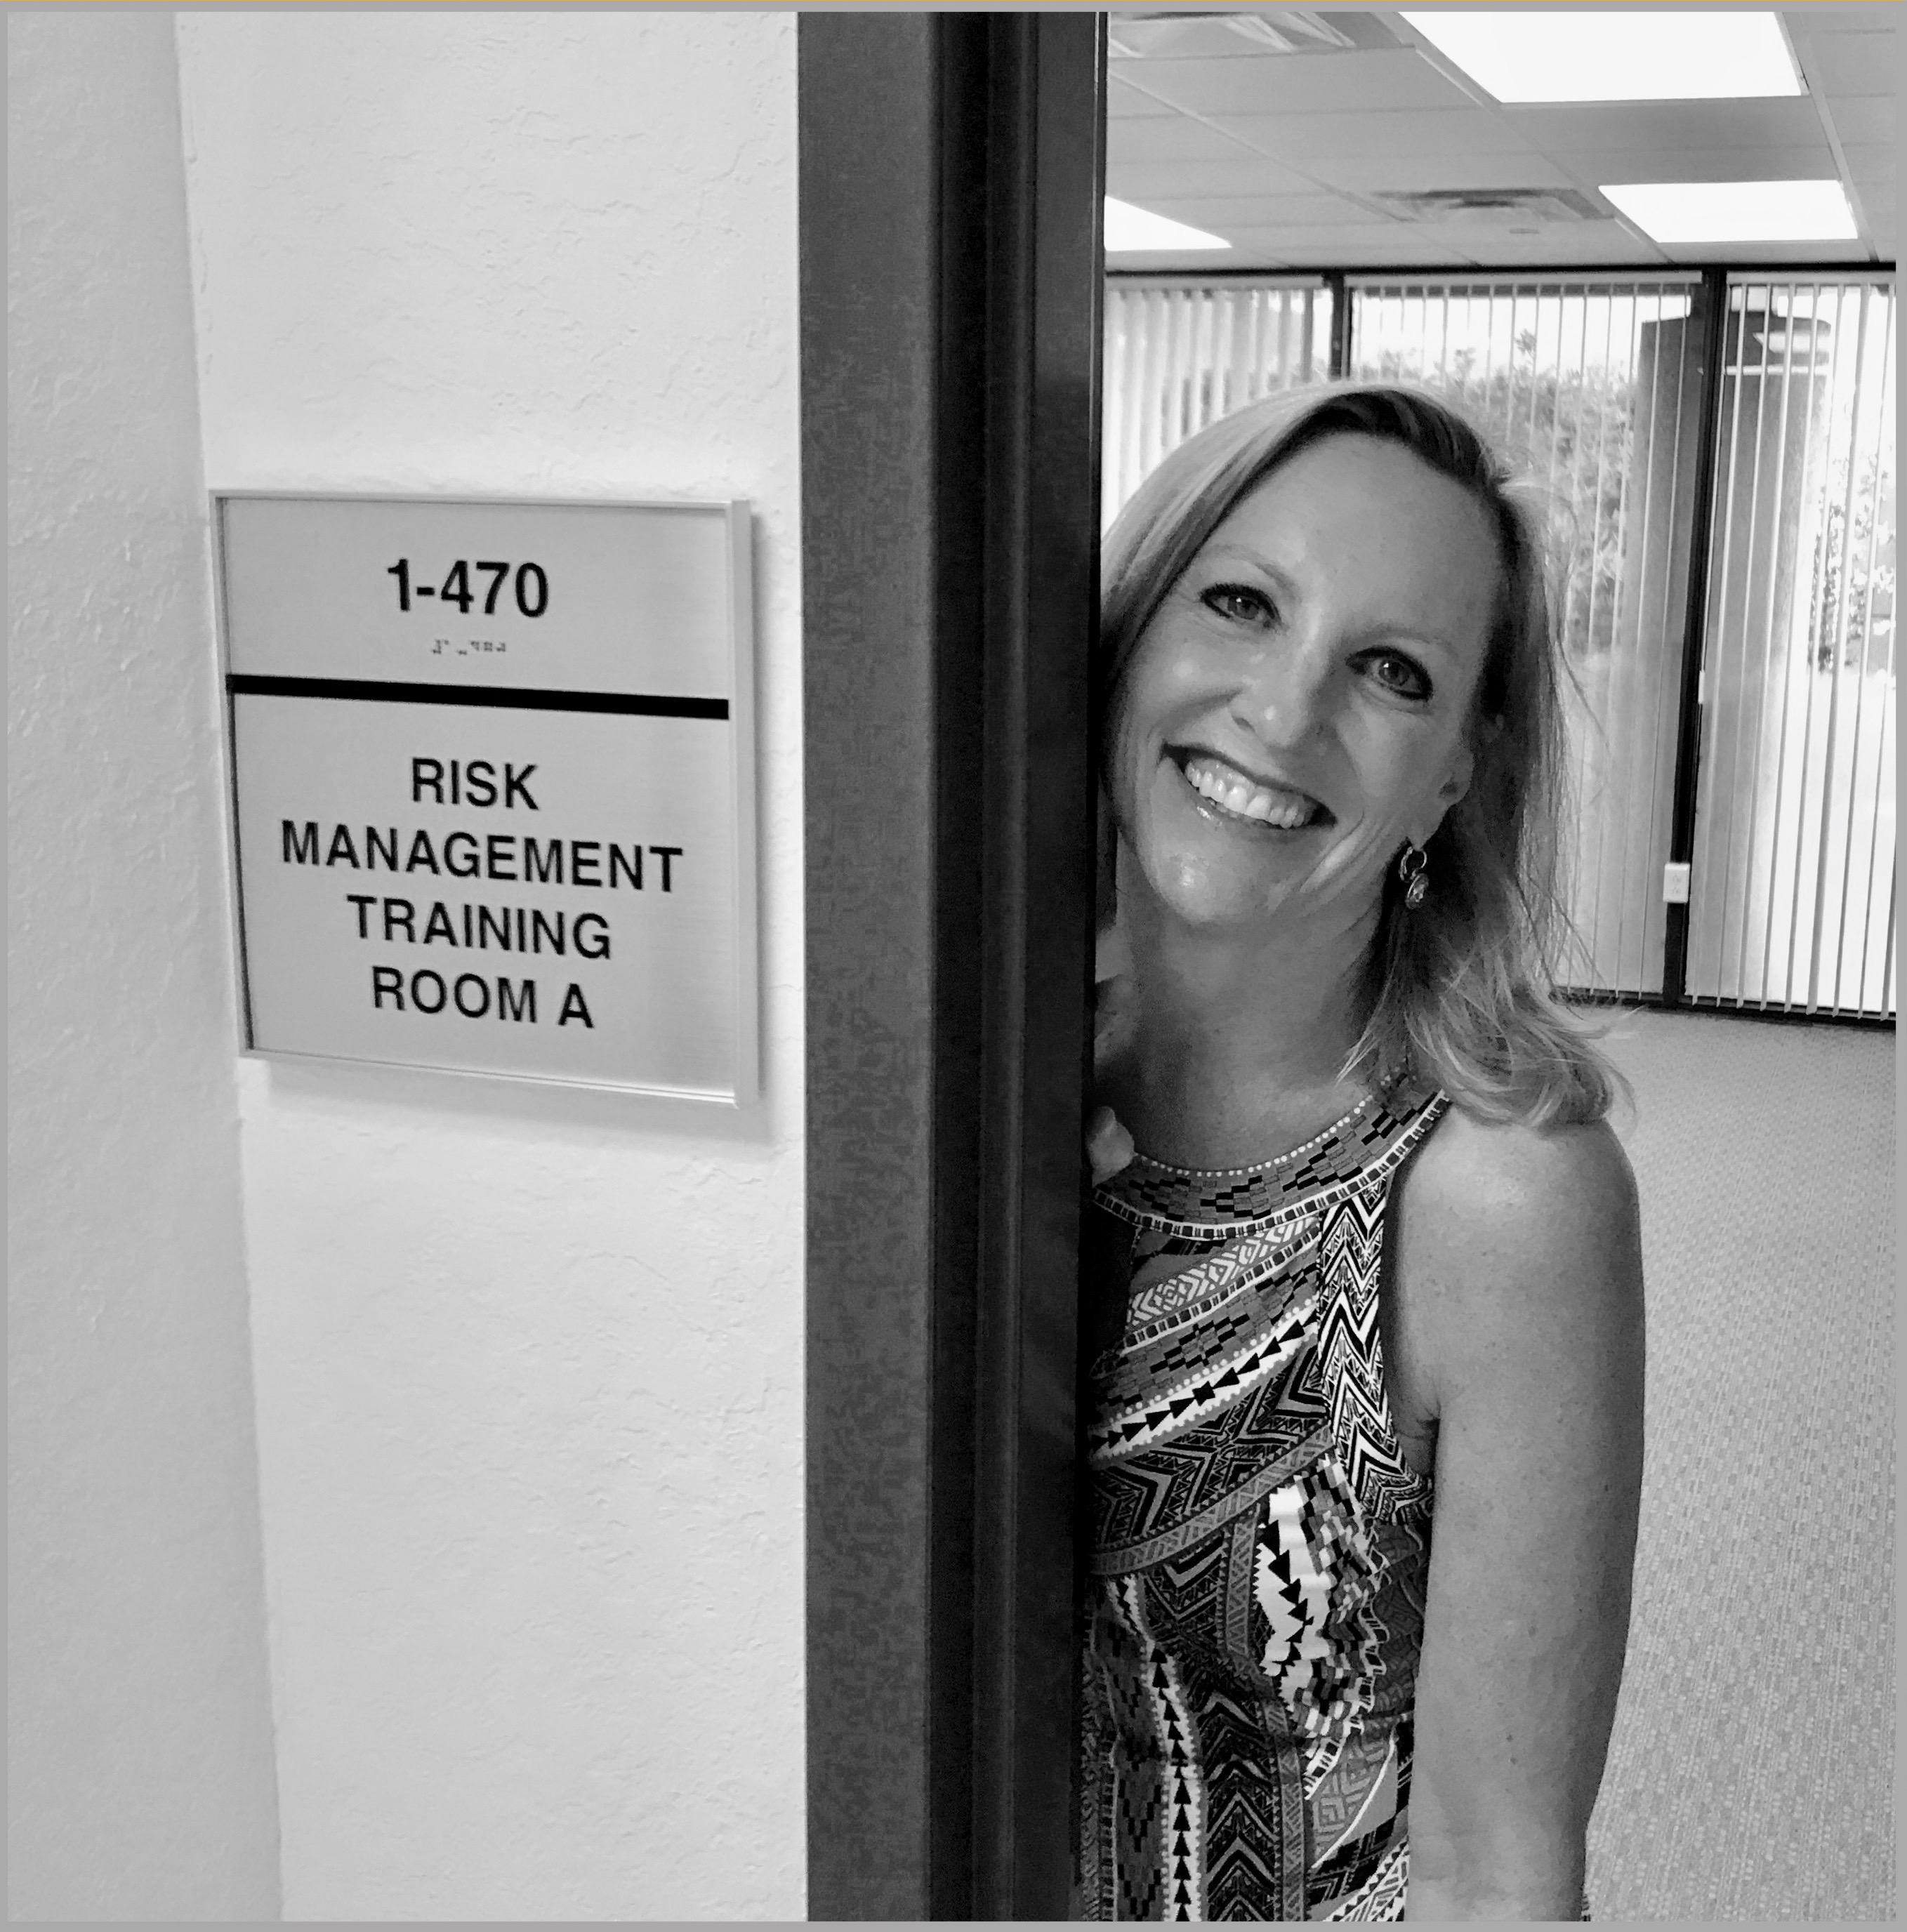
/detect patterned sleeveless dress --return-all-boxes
[1076,1078,1448,1923]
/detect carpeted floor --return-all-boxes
[1580,1008,1894,1922]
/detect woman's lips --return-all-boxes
[1173,750,1328,831]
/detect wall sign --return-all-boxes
[215,494,758,1102]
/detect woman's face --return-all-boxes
[1107,431,1502,941]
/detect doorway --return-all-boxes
[800,9,1894,1921]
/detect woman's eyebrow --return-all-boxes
[1200,540,1277,570]
[1197,541,1296,592]
[1197,543,1466,661]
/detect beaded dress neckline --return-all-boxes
[1121,1068,1404,1182]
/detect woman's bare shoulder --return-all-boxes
[1407,1104,1638,1238]
[1393,1104,1643,1409]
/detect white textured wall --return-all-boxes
[7,13,281,1919]
[174,13,805,1918]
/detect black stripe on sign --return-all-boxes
[226,673,728,720]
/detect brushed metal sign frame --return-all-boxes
[210,490,760,1105]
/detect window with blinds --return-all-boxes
[1102,279,1332,526]
[1348,278,1708,1003]
[1099,270,1897,1022]
[1687,277,1895,1018]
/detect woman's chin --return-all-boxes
[1132,835,1390,944]
[1147,855,1297,931]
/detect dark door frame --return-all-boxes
[800,14,1106,1921]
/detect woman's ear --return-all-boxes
[1423,703,1503,842]
[1438,739,1476,813]
[1412,739,1474,850]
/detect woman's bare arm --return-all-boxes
[1391,1112,1645,1920]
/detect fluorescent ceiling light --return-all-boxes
[1104,197,1230,253]
[1401,10,1803,103]
[1602,179,1857,244]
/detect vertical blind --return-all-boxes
[1349,279,1705,1003]
[1102,279,1331,525]
[1101,271,1896,1021]
[1686,277,1896,1017]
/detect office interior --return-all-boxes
[1100,11,1892,1919]
[10,6,1893,1921]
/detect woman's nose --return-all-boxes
[1231,642,1332,748]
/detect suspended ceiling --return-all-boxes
[1106,6,1896,272]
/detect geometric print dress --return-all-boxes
[1077,1078,1450,1922]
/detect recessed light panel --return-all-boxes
[1602,180,1857,244]
[1104,198,1232,253]
[1401,11,1804,103]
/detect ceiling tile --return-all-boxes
[1099,20,1895,275]
[1105,246,1269,272]
[1106,156,1324,201]
[1216,232,1413,262]
[1359,216,1639,254]
[1821,97,1896,147]
[1302,153,1578,196]
[1852,183,1895,232]
[1107,76,1179,119]
[1418,226,1667,266]
[1208,107,1529,162]
[1792,32,1897,95]
[1244,232,1498,269]
[1108,17,1319,63]
[1119,49,1478,119]
[1590,145,1838,187]
[1782,5,1899,32]
[1510,98,1828,154]
[1107,116,1266,166]
[1198,251,1317,272]
[1137,194,1393,233]
[1839,144,1896,190]
[1663,237,1888,265]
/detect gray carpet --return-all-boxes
[1580,1009,1894,1922]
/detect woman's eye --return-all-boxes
[1200,583,1276,628]
[1364,651,1432,701]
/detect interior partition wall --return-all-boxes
[1104,267,1896,1022]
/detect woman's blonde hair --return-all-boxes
[1099,381,1622,1129]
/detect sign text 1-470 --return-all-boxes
[387,558,549,618]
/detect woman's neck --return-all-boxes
[1106,855,1383,1170]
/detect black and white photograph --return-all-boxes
[10,3,1894,1921]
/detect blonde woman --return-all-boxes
[1078,385,1644,1921]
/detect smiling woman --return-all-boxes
[1080,385,1644,1921]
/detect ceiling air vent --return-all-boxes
[1371,187,1608,227]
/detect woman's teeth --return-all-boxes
[1180,753,1319,829]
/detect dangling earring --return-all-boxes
[1398,842,1429,910]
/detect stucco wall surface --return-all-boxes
[173,13,805,1918]
[7,13,282,1919]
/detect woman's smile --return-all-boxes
[1107,431,1501,933]
[1169,748,1332,833]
